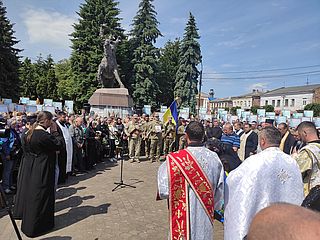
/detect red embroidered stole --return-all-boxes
[167,149,215,240]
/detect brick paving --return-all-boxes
[0,159,224,240]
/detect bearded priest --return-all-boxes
[157,121,224,240]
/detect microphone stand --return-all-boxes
[0,185,22,240]
[112,144,136,192]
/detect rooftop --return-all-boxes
[261,84,320,97]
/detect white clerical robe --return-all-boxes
[158,146,224,240]
[224,147,304,240]
[56,120,73,173]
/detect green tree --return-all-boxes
[157,39,180,106]
[70,0,124,106]
[264,105,274,112]
[251,106,259,114]
[35,55,58,100]
[230,106,241,115]
[0,0,21,100]
[20,57,37,99]
[174,13,201,114]
[304,103,320,117]
[130,0,162,108]
[56,59,75,100]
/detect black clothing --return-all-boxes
[85,126,97,169]
[244,131,258,159]
[211,127,223,140]
[96,124,109,139]
[283,132,297,154]
[205,127,215,139]
[14,129,62,238]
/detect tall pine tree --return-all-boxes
[174,13,201,114]
[0,0,21,100]
[70,0,124,106]
[130,0,162,108]
[20,57,37,99]
[157,39,180,106]
[35,55,58,100]
[56,59,75,101]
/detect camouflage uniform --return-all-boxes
[141,119,150,158]
[127,120,142,163]
[163,121,176,155]
[177,124,186,150]
[148,119,163,162]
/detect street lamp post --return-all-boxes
[197,59,203,118]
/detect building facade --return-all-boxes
[260,84,320,111]
[232,90,262,110]
[195,92,211,113]
[212,97,233,109]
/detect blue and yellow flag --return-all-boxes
[163,100,179,127]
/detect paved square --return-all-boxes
[0,159,223,239]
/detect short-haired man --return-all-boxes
[211,119,223,139]
[157,121,224,240]
[294,121,320,196]
[221,122,240,152]
[238,123,258,161]
[247,203,320,240]
[277,122,296,154]
[251,121,259,134]
[56,111,72,184]
[127,114,142,163]
[69,117,86,174]
[224,127,304,240]
[234,122,244,137]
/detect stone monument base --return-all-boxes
[89,88,133,117]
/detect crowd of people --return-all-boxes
[157,118,320,240]
[1,109,320,238]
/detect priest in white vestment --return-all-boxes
[224,126,304,240]
[157,121,224,240]
[56,112,73,182]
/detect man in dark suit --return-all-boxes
[238,123,258,161]
[278,123,296,154]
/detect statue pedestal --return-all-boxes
[89,88,133,117]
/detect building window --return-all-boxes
[272,100,275,106]
[290,99,295,107]
[248,101,251,106]
[244,101,247,107]
[285,99,288,107]
[276,100,281,107]
[265,100,268,105]
[240,101,243,106]
[303,98,307,105]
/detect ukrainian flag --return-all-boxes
[163,100,179,127]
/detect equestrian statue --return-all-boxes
[97,24,124,88]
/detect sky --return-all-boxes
[3,0,320,99]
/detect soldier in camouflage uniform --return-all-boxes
[127,114,142,163]
[140,114,150,159]
[148,113,163,163]
[177,119,187,150]
[163,116,176,155]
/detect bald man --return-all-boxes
[247,203,320,240]
[294,121,320,196]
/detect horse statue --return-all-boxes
[97,25,124,88]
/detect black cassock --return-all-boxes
[13,128,62,238]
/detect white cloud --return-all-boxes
[248,82,269,91]
[22,8,76,48]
